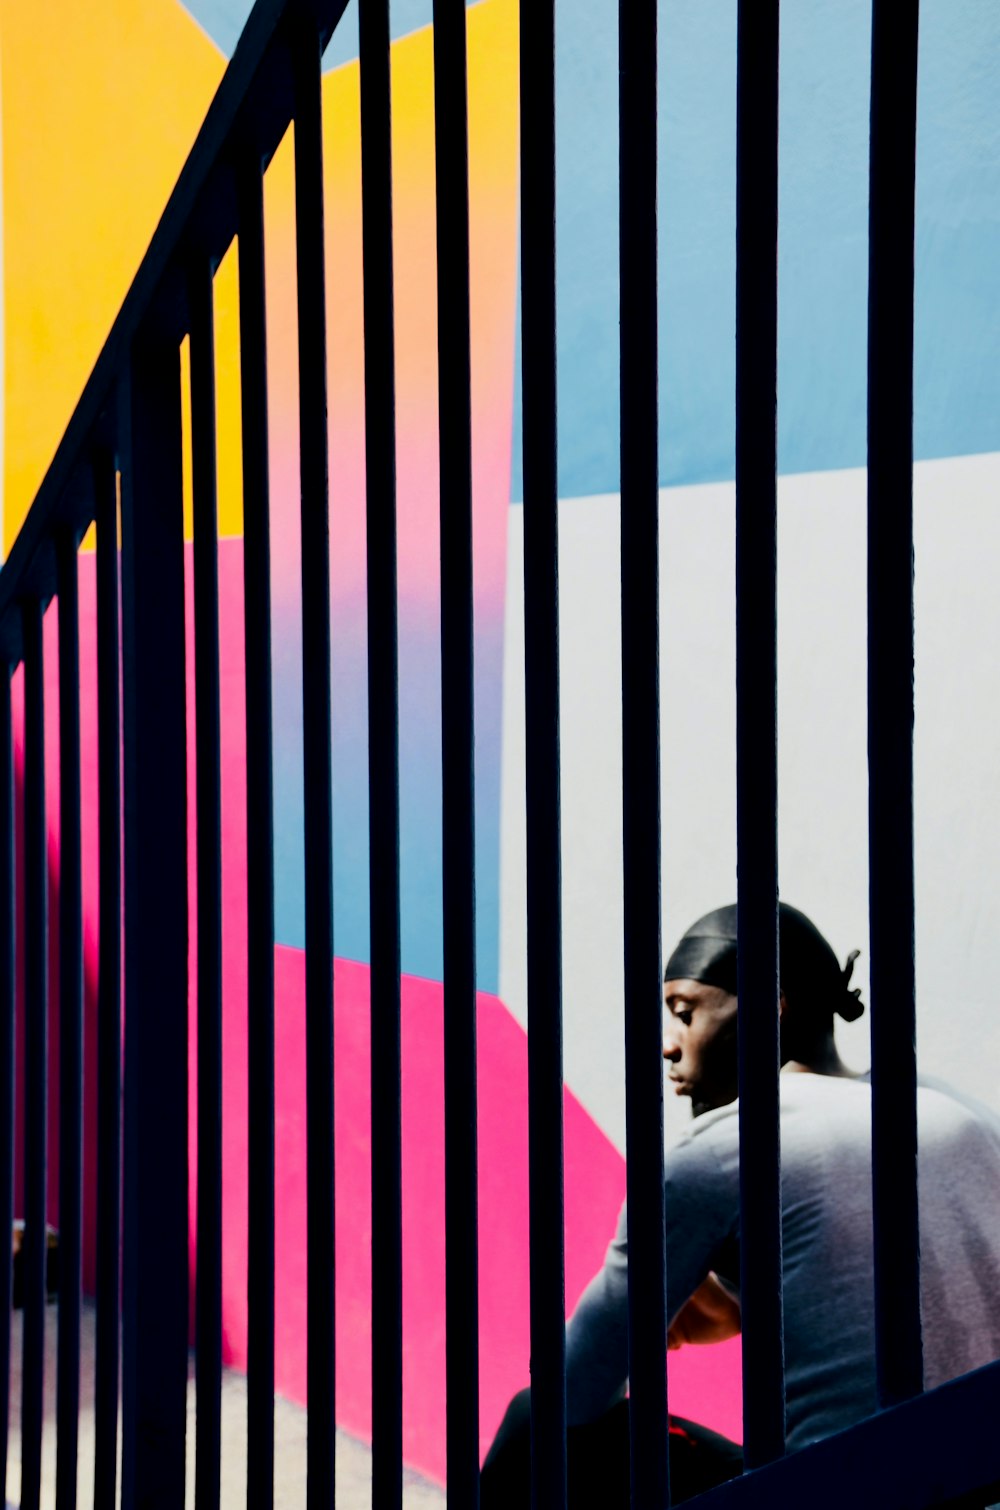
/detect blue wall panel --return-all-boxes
[510,0,1000,501]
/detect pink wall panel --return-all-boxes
[8,531,740,1486]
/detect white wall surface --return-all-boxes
[499,453,1000,1151]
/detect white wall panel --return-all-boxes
[499,453,1000,1149]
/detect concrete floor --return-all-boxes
[5,1305,445,1508]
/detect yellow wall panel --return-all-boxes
[1,0,227,551]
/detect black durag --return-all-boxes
[663,902,864,1023]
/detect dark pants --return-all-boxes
[481,1388,743,1508]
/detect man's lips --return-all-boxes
[668,1075,691,1095]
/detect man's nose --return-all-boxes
[662,1027,681,1062]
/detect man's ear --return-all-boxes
[778,990,788,1020]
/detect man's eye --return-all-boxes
[675,1010,693,1027]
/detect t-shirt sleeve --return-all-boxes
[565,1198,631,1425]
[564,1127,739,1425]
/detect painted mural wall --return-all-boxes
[3,0,1000,1487]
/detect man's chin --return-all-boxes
[691,1087,739,1118]
[672,1083,715,1118]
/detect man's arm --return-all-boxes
[667,1272,741,1350]
[565,1127,739,1424]
[565,1200,631,1425]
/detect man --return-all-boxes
[481,903,1000,1505]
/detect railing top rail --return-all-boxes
[0,0,349,665]
[693,1356,1000,1510]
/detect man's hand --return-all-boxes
[667,1273,741,1350]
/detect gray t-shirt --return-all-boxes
[565,1073,1000,1450]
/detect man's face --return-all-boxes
[663,978,740,1115]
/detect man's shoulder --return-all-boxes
[915,1075,1000,1162]
[916,1073,1000,1131]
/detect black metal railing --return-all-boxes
[519,3,567,1507]
[1,0,999,1507]
[734,0,783,1475]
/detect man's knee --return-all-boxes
[481,1388,533,1508]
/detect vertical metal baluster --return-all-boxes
[191,256,224,1510]
[239,161,277,1510]
[867,0,922,1411]
[358,4,403,1506]
[735,0,784,1473]
[619,1,667,1505]
[292,24,337,1510]
[93,449,122,1510]
[0,664,13,1499]
[432,2,480,1505]
[519,4,567,1507]
[55,532,84,1510]
[119,344,190,1510]
[20,596,47,1510]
